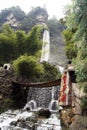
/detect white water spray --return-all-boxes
[23,100,37,110]
[48,86,59,111]
[40,30,50,62]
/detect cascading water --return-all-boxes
[52,86,55,100]
[23,100,37,110]
[37,114,61,130]
[27,30,51,108]
[40,29,50,62]
[49,86,59,111]
[0,29,62,130]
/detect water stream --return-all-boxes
[23,100,37,110]
[0,86,61,130]
[0,109,61,130]
[0,29,62,130]
[48,86,59,112]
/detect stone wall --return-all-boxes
[0,67,14,113]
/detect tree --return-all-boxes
[26,25,44,56]
[65,0,87,111]
[66,0,87,81]
[62,28,77,59]
[12,55,61,82]
[15,30,27,57]
[41,62,61,81]
[0,25,16,65]
[12,55,44,81]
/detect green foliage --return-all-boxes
[0,25,17,64]
[65,0,87,81]
[0,24,45,64]
[65,0,87,44]
[26,25,44,55]
[12,55,44,80]
[12,56,60,82]
[81,96,87,111]
[41,62,61,81]
[73,0,87,36]
[62,29,77,59]
[62,29,73,43]
[66,44,77,59]
[15,30,27,56]
[64,0,87,113]
[79,83,87,93]
[2,24,15,36]
[0,6,62,82]
[77,42,87,59]
[74,57,87,82]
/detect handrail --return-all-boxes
[12,79,61,88]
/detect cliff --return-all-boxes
[0,6,66,66]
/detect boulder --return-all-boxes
[38,108,51,118]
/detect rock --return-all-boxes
[69,115,87,130]
[38,108,51,118]
[0,95,3,100]
[26,113,38,123]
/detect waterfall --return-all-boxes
[56,65,64,74]
[23,100,37,110]
[52,86,55,100]
[48,86,59,111]
[49,100,59,111]
[40,30,50,62]
[0,110,62,130]
[0,30,62,130]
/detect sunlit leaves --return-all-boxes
[0,25,16,65]
[16,30,27,56]
[62,29,77,59]
[26,25,44,55]
[12,55,44,80]
[0,24,44,64]
[75,59,87,82]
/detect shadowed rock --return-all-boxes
[38,108,51,118]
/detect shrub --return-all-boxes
[12,55,44,80]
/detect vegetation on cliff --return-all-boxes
[12,55,61,82]
[0,6,66,65]
[0,6,63,112]
[63,0,87,114]
[0,24,44,65]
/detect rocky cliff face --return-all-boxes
[0,6,66,65]
[49,34,66,66]
[4,13,21,28]
[0,67,28,112]
[0,67,13,113]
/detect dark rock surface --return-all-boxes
[38,108,51,118]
